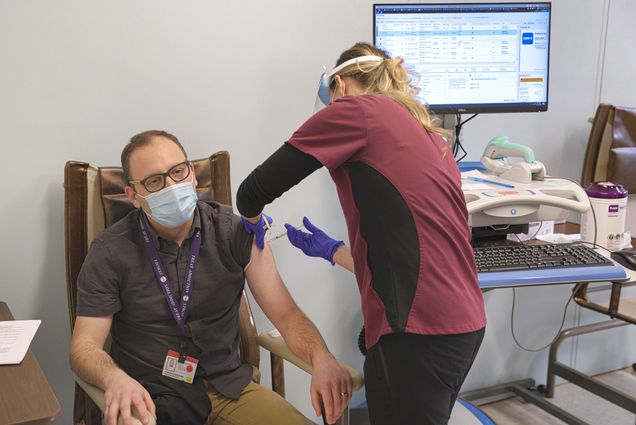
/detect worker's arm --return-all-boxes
[236,143,322,218]
[237,144,322,249]
[285,217,354,273]
[331,245,354,273]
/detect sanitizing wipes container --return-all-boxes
[581,182,628,250]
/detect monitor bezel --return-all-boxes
[373,2,552,114]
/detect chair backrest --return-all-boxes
[64,152,260,424]
[581,103,636,193]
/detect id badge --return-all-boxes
[162,349,198,383]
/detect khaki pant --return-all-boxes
[206,381,315,425]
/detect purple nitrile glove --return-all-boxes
[285,217,344,265]
[241,213,273,250]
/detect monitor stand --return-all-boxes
[438,114,457,152]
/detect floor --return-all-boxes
[480,366,636,425]
[349,366,636,425]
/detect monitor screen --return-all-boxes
[373,3,551,114]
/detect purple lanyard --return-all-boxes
[139,216,201,337]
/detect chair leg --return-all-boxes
[270,353,286,398]
[74,385,102,425]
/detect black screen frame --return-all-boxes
[373,2,552,114]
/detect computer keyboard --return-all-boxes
[474,243,613,273]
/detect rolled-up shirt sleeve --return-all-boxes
[76,238,122,317]
[229,213,253,269]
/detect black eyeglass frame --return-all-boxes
[129,160,192,193]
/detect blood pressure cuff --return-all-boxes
[139,375,212,425]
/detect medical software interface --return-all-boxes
[374,3,551,112]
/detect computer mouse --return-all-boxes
[611,248,636,271]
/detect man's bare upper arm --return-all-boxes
[245,242,300,334]
[71,315,113,350]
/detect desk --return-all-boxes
[557,222,636,323]
[463,223,636,425]
[0,302,61,425]
[556,221,636,246]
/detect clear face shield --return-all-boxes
[313,55,384,113]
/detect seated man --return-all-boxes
[69,130,352,425]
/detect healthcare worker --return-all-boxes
[236,42,486,425]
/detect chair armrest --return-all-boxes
[256,330,364,392]
[73,374,157,425]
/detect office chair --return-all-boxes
[64,151,363,425]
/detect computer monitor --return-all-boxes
[373,3,551,114]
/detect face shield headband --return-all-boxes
[313,55,384,113]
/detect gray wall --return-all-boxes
[0,0,634,423]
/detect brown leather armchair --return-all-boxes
[581,103,636,193]
[64,151,363,425]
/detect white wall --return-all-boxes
[1,1,634,423]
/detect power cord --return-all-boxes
[508,176,597,352]
[508,224,574,352]
[510,222,544,245]
[578,240,613,254]
[510,287,574,352]
[453,113,479,162]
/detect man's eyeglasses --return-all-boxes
[129,161,192,193]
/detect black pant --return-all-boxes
[364,328,485,425]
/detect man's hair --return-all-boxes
[121,130,187,182]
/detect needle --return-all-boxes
[269,224,306,241]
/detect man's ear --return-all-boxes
[124,186,142,209]
[190,163,198,188]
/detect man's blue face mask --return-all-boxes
[140,181,198,228]
[313,55,384,113]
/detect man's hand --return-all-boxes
[103,368,156,425]
[310,352,353,425]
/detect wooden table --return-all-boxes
[0,302,61,425]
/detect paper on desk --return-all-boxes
[461,169,492,178]
[461,181,493,191]
[0,320,41,365]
